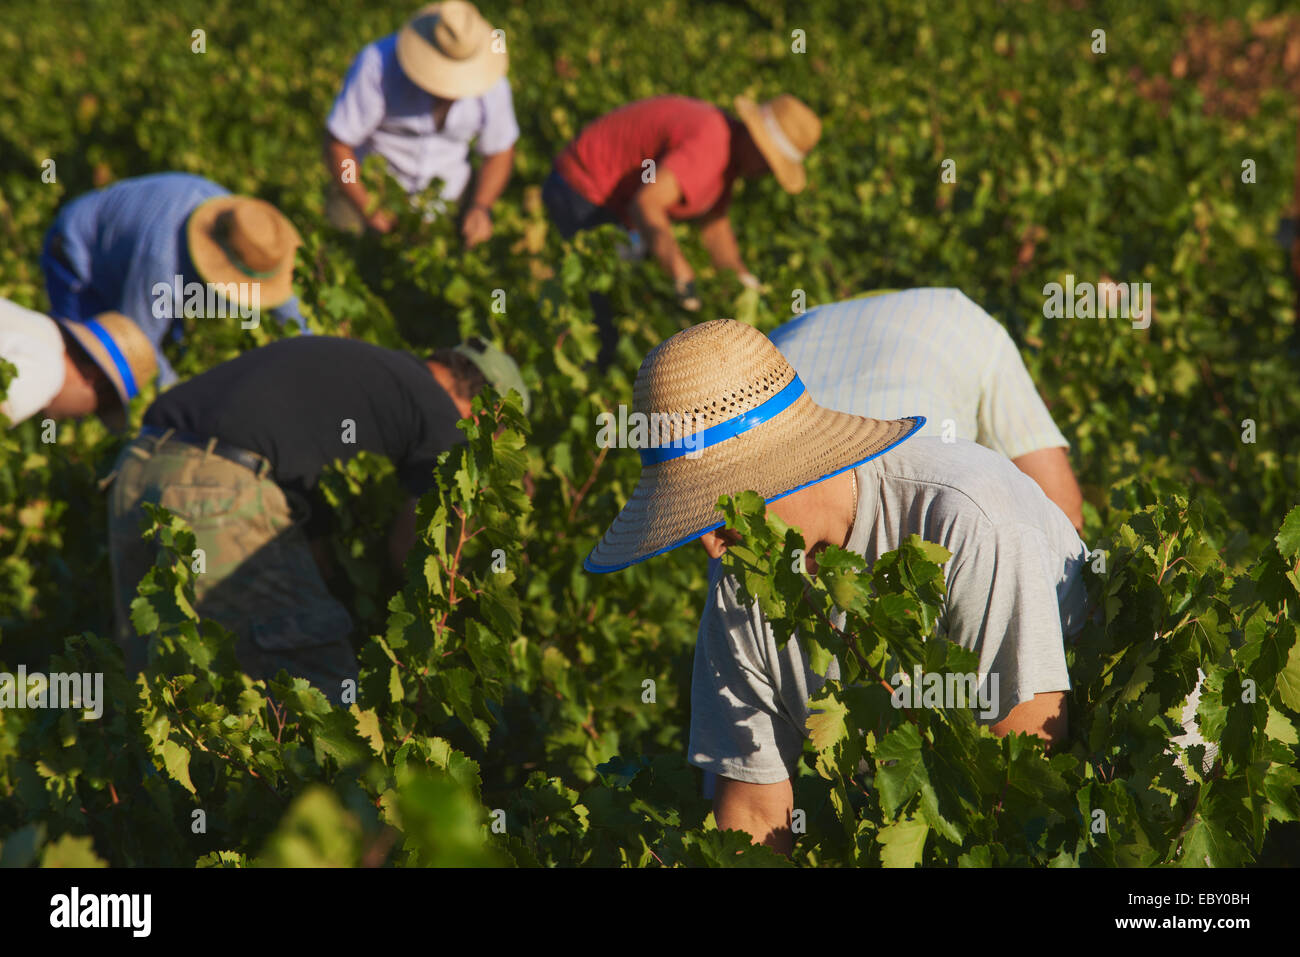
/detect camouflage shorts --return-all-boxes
[107,431,357,703]
[324,182,368,235]
[324,182,448,233]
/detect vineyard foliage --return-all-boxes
[1,0,1299,866]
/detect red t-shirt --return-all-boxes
[555,96,735,224]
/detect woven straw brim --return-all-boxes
[734,95,806,195]
[584,397,923,572]
[396,18,508,98]
[58,313,157,432]
[187,197,299,310]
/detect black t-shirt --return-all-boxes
[144,337,464,497]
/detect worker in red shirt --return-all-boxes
[543,94,821,366]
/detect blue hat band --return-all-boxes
[639,374,805,466]
[82,318,140,399]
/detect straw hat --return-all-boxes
[585,319,924,573]
[57,312,158,431]
[187,196,301,310]
[397,1,508,99]
[734,94,822,194]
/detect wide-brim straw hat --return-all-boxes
[585,319,924,573]
[187,196,301,311]
[57,312,158,432]
[734,93,822,194]
[397,1,508,99]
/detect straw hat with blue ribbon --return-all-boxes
[585,319,924,573]
[187,195,301,310]
[57,312,157,431]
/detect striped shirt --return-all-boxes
[767,288,1067,461]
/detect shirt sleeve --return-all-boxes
[271,298,308,334]
[942,522,1072,723]
[976,324,1069,460]
[395,456,440,497]
[699,179,735,220]
[688,564,814,784]
[473,77,519,156]
[326,45,386,147]
[657,111,730,214]
[41,225,91,321]
[394,417,465,497]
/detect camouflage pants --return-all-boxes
[324,182,449,233]
[107,431,357,703]
[324,182,368,235]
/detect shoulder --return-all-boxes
[479,75,513,103]
[254,338,435,386]
[182,173,229,202]
[876,436,1080,553]
[875,436,1030,524]
[102,174,226,234]
[114,171,224,196]
[682,98,730,135]
[702,559,768,654]
[344,35,394,84]
[367,34,398,66]
[769,297,867,350]
[261,334,379,360]
[633,96,727,132]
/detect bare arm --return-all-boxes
[388,496,418,573]
[1011,446,1084,533]
[990,690,1068,750]
[713,776,794,856]
[697,210,747,276]
[629,170,693,286]
[324,133,394,232]
[461,147,515,247]
[468,146,514,211]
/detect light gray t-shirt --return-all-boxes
[688,436,1088,785]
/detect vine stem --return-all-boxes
[1166,767,1222,864]
[568,445,609,523]
[433,505,482,640]
[795,577,922,729]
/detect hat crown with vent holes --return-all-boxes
[585,318,926,573]
[633,320,797,437]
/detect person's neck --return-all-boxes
[789,469,859,574]
[427,361,473,419]
[830,468,859,549]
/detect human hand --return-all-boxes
[738,271,762,291]
[462,205,493,247]
[367,209,397,234]
[675,277,701,312]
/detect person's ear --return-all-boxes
[699,530,725,559]
[94,365,120,412]
[699,528,740,559]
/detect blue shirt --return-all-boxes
[42,172,305,386]
[326,34,519,197]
